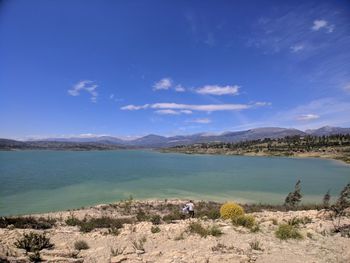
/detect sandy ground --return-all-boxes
[1,200,349,263]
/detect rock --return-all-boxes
[40,249,79,258]
[122,246,135,255]
[110,255,128,263]
[136,249,145,255]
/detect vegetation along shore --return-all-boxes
[163,134,350,164]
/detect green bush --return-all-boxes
[162,210,184,222]
[208,225,223,237]
[0,217,56,229]
[220,202,244,220]
[206,209,221,220]
[136,210,149,222]
[65,216,132,233]
[74,240,89,250]
[65,216,81,226]
[188,222,208,237]
[188,222,222,238]
[275,224,303,240]
[15,232,54,252]
[150,215,161,225]
[29,251,42,262]
[151,226,161,233]
[232,214,256,229]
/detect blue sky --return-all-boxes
[0,0,350,139]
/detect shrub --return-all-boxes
[323,190,331,208]
[15,232,54,252]
[287,216,312,227]
[187,222,222,238]
[29,251,42,262]
[74,240,89,250]
[206,209,221,220]
[232,214,255,229]
[151,226,161,233]
[65,216,132,233]
[188,222,208,237]
[284,180,302,208]
[249,240,262,251]
[0,217,56,229]
[220,202,244,220]
[136,210,149,222]
[250,224,260,233]
[208,225,223,237]
[162,210,184,222]
[275,224,303,240]
[132,237,146,251]
[174,232,185,240]
[150,215,161,225]
[65,216,81,226]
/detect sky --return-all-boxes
[0,0,350,139]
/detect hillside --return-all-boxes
[2,126,350,150]
[164,134,350,164]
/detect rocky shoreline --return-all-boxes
[1,199,349,263]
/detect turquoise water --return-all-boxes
[0,150,349,216]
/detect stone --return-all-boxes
[110,255,128,263]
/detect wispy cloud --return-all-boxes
[121,102,268,112]
[68,80,98,103]
[153,78,172,90]
[121,104,149,111]
[311,19,334,33]
[154,109,193,115]
[188,118,211,124]
[272,97,350,129]
[174,85,186,92]
[195,85,239,96]
[290,44,304,53]
[296,114,320,121]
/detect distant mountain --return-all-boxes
[306,126,350,136]
[2,126,349,150]
[41,136,125,144]
[128,134,169,147]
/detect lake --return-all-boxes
[0,150,349,216]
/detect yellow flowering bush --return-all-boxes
[220,202,244,220]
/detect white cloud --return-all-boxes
[311,19,334,33]
[175,85,186,92]
[254,102,271,107]
[155,109,180,115]
[121,101,269,112]
[110,94,114,99]
[195,85,240,95]
[154,109,193,115]
[153,78,172,90]
[290,44,304,53]
[120,104,149,110]
[180,110,193,114]
[296,114,320,121]
[68,80,98,103]
[311,19,327,31]
[189,118,211,124]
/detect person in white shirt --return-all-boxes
[185,200,195,218]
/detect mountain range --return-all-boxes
[2,126,349,150]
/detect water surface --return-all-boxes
[0,150,349,216]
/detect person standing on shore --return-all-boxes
[185,200,195,218]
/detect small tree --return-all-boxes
[330,183,350,228]
[323,189,331,208]
[284,180,302,208]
